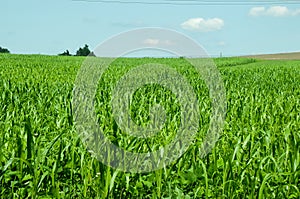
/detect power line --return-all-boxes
[72,0,300,5]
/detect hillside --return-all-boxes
[242,52,300,60]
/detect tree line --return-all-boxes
[0,47,10,53]
[0,44,94,56]
[59,44,95,56]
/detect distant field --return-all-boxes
[243,52,300,60]
[0,54,299,198]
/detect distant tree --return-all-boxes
[89,51,96,57]
[59,50,72,56]
[76,44,91,56]
[0,47,10,53]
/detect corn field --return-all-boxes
[0,54,299,198]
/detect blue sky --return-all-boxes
[1,0,300,57]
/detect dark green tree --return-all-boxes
[0,47,10,53]
[58,50,71,56]
[76,44,91,56]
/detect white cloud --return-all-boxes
[249,7,266,16]
[249,6,300,17]
[181,18,224,32]
[142,39,174,46]
[143,38,160,46]
[267,6,289,16]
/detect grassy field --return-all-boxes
[0,54,299,198]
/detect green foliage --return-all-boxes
[75,44,91,56]
[0,47,10,54]
[58,50,72,56]
[0,54,299,198]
